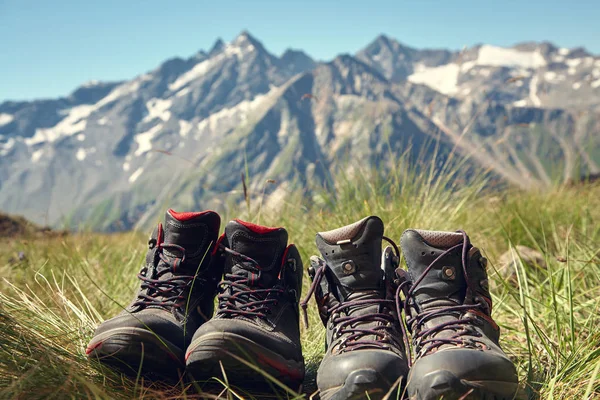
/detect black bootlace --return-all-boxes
[300,236,403,353]
[217,245,284,319]
[394,230,492,367]
[133,243,196,309]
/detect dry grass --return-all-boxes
[1,163,599,399]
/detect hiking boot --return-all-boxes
[185,220,305,389]
[86,209,223,379]
[301,216,409,400]
[398,229,519,400]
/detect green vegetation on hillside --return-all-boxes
[1,162,599,399]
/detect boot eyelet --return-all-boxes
[342,261,356,275]
[441,266,456,280]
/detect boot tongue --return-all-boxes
[400,229,468,311]
[162,209,221,265]
[224,219,288,286]
[316,216,385,300]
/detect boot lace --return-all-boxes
[300,236,403,353]
[133,243,197,309]
[394,230,492,367]
[217,245,284,319]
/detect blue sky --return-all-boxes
[1,0,599,102]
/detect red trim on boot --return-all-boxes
[168,209,215,222]
[278,244,295,279]
[157,223,164,245]
[234,219,281,234]
[211,233,226,256]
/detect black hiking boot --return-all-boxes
[185,219,305,390]
[398,229,519,400]
[301,216,409,400]
[86,209,223,380]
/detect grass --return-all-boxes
[1,159,599,399]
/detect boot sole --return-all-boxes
[319,368,404,400]
[409,369,520,400]
[185,332,305,390]
[86,327,185,380]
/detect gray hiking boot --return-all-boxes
[301,216,409,400]
[85,209,223,379]
[398,229,519,400]
[185,219,305,389]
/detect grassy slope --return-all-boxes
[1,164,599,399]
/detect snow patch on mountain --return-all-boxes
[408,63,460,95]
[0,113,14,127]
[406,46,550,96]
[224,42,255,59]
[31,149,44,163]
[168,37,258,92]
[169,57,222,92]
[134,124,162,156]
[477,45,547,69]
[75,147,96,161]
[0,138,15,156]
[76,148,87,161]
[25,105,95,145]
[543,71,565,82]
[197,91,272,133]
[529,75,542,106]
[129,167,144,183]
[178,120,192,137]
[144,98,172,122]
[175,87,191,97]
[89,75,151,111]
[22,77,152,146]
[459,61,476,72]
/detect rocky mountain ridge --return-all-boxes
[0,32,598,231]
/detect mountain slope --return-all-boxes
[0,32,598,231]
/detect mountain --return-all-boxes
[0,32,598,231]
[358,36,600,110]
